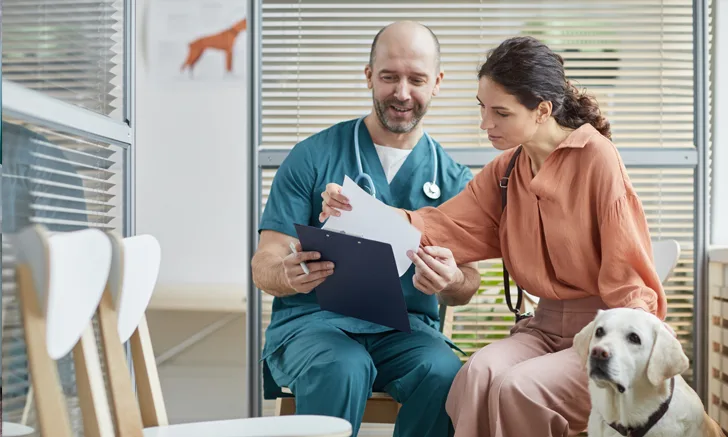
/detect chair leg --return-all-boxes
[21,386,34,425]
[73,325,115,437]
[274,395,400,424]
[361,398,400,424]
[96,290,146,436]
[16,264,73,437]
[275,398,296,416]
[130,315,169,428]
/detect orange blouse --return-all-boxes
[406,124,667,320]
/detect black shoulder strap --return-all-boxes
[500,147,528,322]
[500,147,522,210]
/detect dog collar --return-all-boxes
[608,377,675,437]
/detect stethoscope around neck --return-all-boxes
[353,116,441,200]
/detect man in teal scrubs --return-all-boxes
[251,21,481,437]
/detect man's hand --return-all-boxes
[282,242,335,294]
[320,183,350,222]
[407,246,464,295]
[319,182,411,223]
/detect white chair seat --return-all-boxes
[2,422,35,437]
[142,415,352,437]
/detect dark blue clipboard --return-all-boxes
[294,223,411,333]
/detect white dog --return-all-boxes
[573,308,724,437]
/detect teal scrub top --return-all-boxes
[259,118,473,356]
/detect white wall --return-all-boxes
[135,0,250,309]
[713,0,728,246]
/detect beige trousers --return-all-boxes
[445,296,608,437]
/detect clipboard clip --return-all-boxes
[325,228,364,239]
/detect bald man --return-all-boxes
[252,22,480,437]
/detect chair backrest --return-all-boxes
[652,239,681,284]
[96,232,167,435]
[13,225,167,437]
[13,225,113,437]
[109,234,162,343]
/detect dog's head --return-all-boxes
[573,308,689,393]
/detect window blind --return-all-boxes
[1,119,126,431]
[1,0,125,121]
[262,0,697,150]
[260,0,713,385]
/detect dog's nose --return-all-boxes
[591,346,610,360]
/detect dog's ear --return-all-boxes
[573,318,597,368]
[646,321,690,386]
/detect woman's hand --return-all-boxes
[663,321,678,338]
[634,307,677,338]
[320,183,351,222]
[407,246,464,295]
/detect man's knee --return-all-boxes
[304,348,377,392]
[417,347,462,394]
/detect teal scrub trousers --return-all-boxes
[265,321,462,437]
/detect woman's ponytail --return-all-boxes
[556,82,612,140]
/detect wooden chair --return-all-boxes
[99,231,353,436]
[270,303,455,423]
[13,225,353,437]
[13,225,115,437]
[652,239,681,285]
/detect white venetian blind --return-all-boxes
[262,0,697,150]
[1,0,125,121]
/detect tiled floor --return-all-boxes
[146,309,394,436]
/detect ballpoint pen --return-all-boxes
[289,241,310,275]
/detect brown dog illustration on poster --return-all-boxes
[180,18,247,75]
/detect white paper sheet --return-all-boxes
[322,176,422,276]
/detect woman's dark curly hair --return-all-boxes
[478,36,611,139]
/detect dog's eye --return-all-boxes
[595,327,605,337]
[628,333,641,345]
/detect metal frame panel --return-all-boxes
[124,0,133,128]
[124,0,136,239]
[711,0,726,246]
[259,147,699,169]
[692,0,710,405]
[124,0,138,381]
[246,0,264,419]
[2,80,132,148]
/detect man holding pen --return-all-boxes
[250,21,480,437]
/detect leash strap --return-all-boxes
[500,147,530,323]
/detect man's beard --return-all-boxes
[373,96,429,134]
